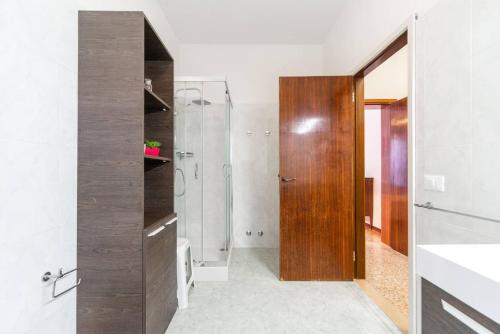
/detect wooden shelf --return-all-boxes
[145,88,171,113]
[144,155,171,163]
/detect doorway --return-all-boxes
[353,32,410,333]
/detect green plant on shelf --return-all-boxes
[144,140,162,148]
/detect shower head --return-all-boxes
[192,99,211,106]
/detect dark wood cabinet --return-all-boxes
[144,215,177,334]
[78,11,177,334]
[422,278,500,334]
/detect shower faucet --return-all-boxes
[176,151,194,159]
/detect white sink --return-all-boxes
[417,244,500,324]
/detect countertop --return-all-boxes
[417,244,500,324]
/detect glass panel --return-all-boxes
[174,81,204,262]
[225,88,233,252]
[186,82,204,262]
[201,81,230,262]
[174,82,187,238]
[174,79,234,266]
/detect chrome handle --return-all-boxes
[175,168,185,197]
[441,300,492,333]
[176,151,195,159]
[223,164,231,178]
[147,217,177,237]
[195,163,199,179]
[147,225,165,237]
[281,176,296,183]
[164,217,177,226]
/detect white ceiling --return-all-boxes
[160,0,347,44]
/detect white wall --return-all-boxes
[0,2,78,332]
[177,44,324,248]
[323,0,413,74]
[0,1,178,333]
[415,0,500,244]
[364,108,382,229]
[322,0,441,75]
[365,46,408,99]
[178,44,324,104]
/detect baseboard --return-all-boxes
[365,223,381,233]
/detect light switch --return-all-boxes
[424,174,446,192]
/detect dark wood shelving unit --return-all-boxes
[145,88,171,113]
[78,11,176,334]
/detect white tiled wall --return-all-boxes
[416,0,500,244]
[231,104,280,248]
[0,1,178,333]
[0,2,78,333]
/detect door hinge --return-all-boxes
[353,251,356,262]
[352,91,355,102]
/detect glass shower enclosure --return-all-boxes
[174,77,233,280]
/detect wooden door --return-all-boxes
[381,98,408,255]
[279,76,355,281]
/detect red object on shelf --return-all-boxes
[145,147,160,156]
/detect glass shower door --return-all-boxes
[175,81,204,263]
[174,79,233,268]
[201,81,230,263]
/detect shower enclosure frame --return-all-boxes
[174,76,234,281]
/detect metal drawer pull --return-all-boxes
[42,268,81,299]
[442,300,493,334]
[164,217,177,226]
[147,217,177,237]
[147,225,165,237]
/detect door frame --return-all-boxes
[352,15,417,334]
[353,30,408,279]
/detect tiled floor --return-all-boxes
[365,228,409,318]
[167,248,402,334]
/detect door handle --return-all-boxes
[281,176,296,183]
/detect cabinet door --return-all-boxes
[422,279,500,334]
[144,219,177,334]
